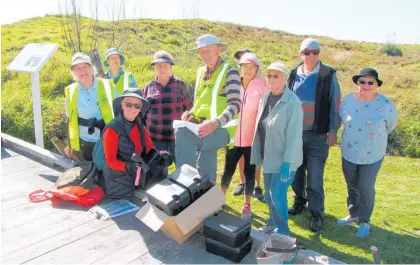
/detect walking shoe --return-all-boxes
[337,216,359,226]
[258,225,275,234]
[288,202,306,216]
[356,223,371,238]
[253,186,265,202]
[241,203,252,219]
[309,215,324,232]
[232,183,244,196]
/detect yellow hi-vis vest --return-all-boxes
[191,62,238,147]
[114,70,133,94]
[65,79,116,151]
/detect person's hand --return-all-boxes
[181,111,191,121]
[279,162,291,182]
[63,145,78,160]
[159,150,173,166]
[198,120,219,138]
[125,162,138,176]
[328,132,337,147]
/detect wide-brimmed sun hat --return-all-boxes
[352,67,383,87]
[104,48,126,67]
[190,34,227,52]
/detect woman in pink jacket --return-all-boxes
[220,52,269,219]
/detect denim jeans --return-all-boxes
[264,172,296,235]
[342,157,383,223]
[292,131,329,217]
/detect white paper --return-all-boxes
[173,120,200,136]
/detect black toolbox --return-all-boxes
[203,210,251,248]
[205,236,253,263]
[146,178,191,216]
[168,164,211,202]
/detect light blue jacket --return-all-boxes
[251,87,304,173]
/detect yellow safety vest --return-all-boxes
[192,62,238,147]
[114,71,133,94]
[65,79,116,151]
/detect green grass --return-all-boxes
[212,148,420,264]
[2,15,420,264]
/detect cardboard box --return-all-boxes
[136,184,226,244]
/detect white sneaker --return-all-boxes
[258,225,275,234]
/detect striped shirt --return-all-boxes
[203,58,241,126]
[292,62,341,132]
[143,75,192,141]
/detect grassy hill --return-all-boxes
[2,16,420,263]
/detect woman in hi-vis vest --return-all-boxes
[64,52,118,161]
[103,48,137,94]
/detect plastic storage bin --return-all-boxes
[205,236,253,263]
[168,164,211,202]
[203,210,251,248]
[146,178,191,216]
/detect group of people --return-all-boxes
[63,33,397,239]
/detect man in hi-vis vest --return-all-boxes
[176,34,241,181]
[64,53,119,161]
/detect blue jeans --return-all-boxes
[264,172,296,235]
[292,131,329,217]
[153,140,176,165]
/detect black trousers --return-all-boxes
[80,138,96,161]
[220,147,256,196]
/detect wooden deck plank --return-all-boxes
[92,226,170,264]
[1,209,91,256]
[24,213,152,264]
[1,214,120,264]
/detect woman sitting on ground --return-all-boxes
[102,88,171,199]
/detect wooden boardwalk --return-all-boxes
[1,147,261,264]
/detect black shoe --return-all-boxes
[310,215,324,232]
[253,187,265,202]
[288,202,306,216]
[232,184,244,196]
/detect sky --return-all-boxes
[1,0,419,44]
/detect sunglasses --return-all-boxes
[357,80,376,86]
[124,102,142,109]
[266,74,282,79]
[302,49,320,56]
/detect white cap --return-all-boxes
[71,52,92,68]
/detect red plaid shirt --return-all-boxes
[143,75,192,141]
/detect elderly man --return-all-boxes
[142,51,192,164]
[64,52,119,161]
[287,38,341,232]
[176,34,241,181]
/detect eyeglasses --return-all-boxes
[124,102,142,109]
[266,74,282,79]
[357,80,376,86]
[302,49,320,56]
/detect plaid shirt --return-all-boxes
[143,75,192,141]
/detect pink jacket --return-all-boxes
[234,78,269,147]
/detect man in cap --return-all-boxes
[64,52,119,162]
[142,51,192,164]
[176,34,241,181]
[104,48,137,94]
[287,38,341,232]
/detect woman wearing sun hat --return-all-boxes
[251,61,303,235]
[103,48,137,94]
[101,88,172,198]
[338,67,397,238]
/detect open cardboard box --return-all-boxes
[136,183,226,244]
